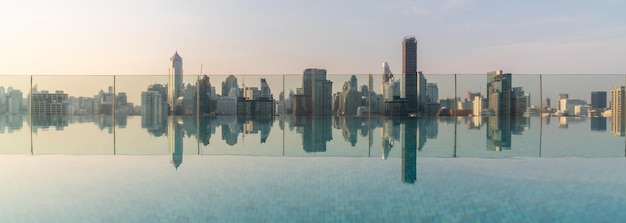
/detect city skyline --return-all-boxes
[0,44,623,116]
[1,73,623,115]
[1,1,625,76]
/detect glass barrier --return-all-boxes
[0,75,31,154]
[417,74,456,158]
[198,74,284,156]
[540,74,625,157]
[1,74,625,158]
[455,74,542,158]
[31,75,115,155]
[114,75,169,155]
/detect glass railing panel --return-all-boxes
[0,75,31,154]
[114,75,169,155]
[416,74,455,157]
[326,74,373,157]
[178,74,200,156]
[455,74,541,158]
[31,75,114,155]
[540,74,624,157]
[282,74,315,156]
[198,74,283,156]
[455,74,487,158]
[364,74,386,158]
[510,74,542,157]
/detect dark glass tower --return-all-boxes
[591,91,607,109]
[402,36,418,113]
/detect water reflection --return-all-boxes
[2,115,625,158]
[0,115,24,133]
[294,116,332,152]
[591,117,607,132]
[169,116,183,169]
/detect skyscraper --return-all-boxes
[417,71,427,113]
[221,75,239,98]
[382,62,394,101]
[487,70,512,116]
[260,78,272,100]
[197,75,211,114]
[168,51,183,113]
[610,86,625,136]
[300,68,332,116]
[591,91,607,109]
[31,90,69,116]
[558,93,569,112]
[402,36,418,113]
[426,83,438,103]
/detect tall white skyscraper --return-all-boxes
[382,62,393,101]
[168,51,183,113]
[611,86,625,136]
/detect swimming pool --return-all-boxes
[1,116,625,222]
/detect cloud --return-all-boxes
[403,5,431,16]
[444,0,468,9]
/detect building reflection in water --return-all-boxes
[0,115,24,133]
[590,117,607,132]
[611,116,625,136]
[487,116,511,151]
[402,118,417,184]
[485,116,531,152]
[31,115,69,132]
[381,118,399,160]
[294,116,332,153]
[169,116,184,169]
[559,116,568,129]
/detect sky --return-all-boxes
[1,0,626,104]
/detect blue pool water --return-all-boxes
[2,116,626,222]
[2,156,625,222]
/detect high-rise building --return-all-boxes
[197,75,211,114]
[299,68,332,116]
[382,62,394,101]
[141,90,166,129]
[487,70,512,116]
[591,91,607,109]
[511,87,527,116]
[426,83,438,103]
[0,86,5,112]
[558,93,569,112]
[402,36,418,113]
[611,86,625,136]
[31,90,69,115]
[222,75,239,98]
[349,75,358,91]
[417,71,427,113]
[7,90,23,114]
[260,78,272,100]
[168,51,183,113]
[473,96,483,116]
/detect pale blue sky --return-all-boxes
[1,0,625,104]
[1,0,625,75]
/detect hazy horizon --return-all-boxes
[2,0,625,105]
[1,0,625,76]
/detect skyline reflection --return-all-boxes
[1,115,625,159]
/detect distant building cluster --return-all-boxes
[0,86,25,115]
[30,85,134,116]
[4,37,625,128]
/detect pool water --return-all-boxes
[1,116,626,222]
